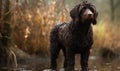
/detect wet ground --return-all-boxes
[0,55,120,71]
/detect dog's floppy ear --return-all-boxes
[70,4,80,20]
[92,11,98,25]
[91,4,98,25]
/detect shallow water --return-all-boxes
[88,56,120,71]
[0,56,120,71]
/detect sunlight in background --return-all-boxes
[25,27,30,38]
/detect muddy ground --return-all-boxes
[0,49,120,71]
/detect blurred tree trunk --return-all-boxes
[110,0,114,21]
[0,0,12,66]
[110,0,120,21]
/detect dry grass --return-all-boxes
[10,0,69,56]
[92,19,120,54]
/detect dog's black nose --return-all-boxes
[88,14,93,18]
[88,14,92,15]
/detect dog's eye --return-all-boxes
[80,9,86,15]
[80,7,86,12]
[83,7,87,9]
[89,7,94,13]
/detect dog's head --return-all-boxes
[70,1,98,25]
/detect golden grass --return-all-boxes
[10,0,69,56]
[92,19,120,54]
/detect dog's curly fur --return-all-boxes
[50,1,98,71]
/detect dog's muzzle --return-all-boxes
[82,9,94,21]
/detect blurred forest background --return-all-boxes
[0,0,120,69]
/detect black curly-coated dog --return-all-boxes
[50,1,98,71]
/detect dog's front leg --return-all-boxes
[80,49,90,71]
[65,48,75,71]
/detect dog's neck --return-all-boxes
[69,21,91,35]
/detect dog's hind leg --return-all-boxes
[61,46,67,68]
[62,48,67,69]
[50,41,61,70]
